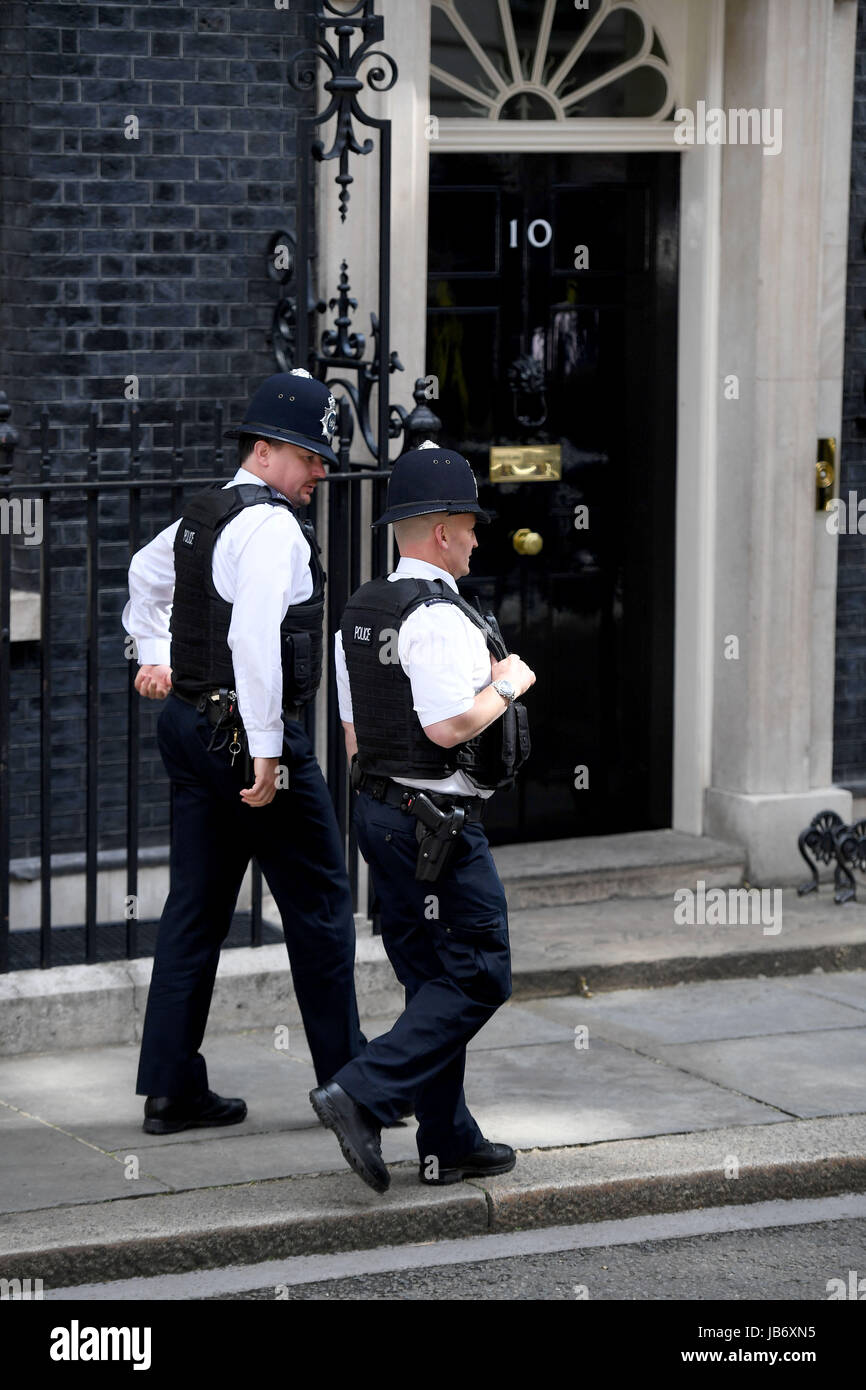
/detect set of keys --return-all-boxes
[206,688,243,765]
[224,691,242,767]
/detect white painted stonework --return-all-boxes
[702,0,857,879]
[8,590,40,642]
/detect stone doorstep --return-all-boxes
[7,830,746,932]
[492,829,746,879]
[1,1114,864,1288]
[488,830,747,910]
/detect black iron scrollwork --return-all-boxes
[797,808,862,904]
[321,260,366,362]
[288,0,398,224]
[308,264,439,456]
[833,818,866,904]
[266,229,297,373]
[265,229,328,373]
[272,1,435,461]
[310,259,405,457]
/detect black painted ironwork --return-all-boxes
[266,228,299,373]
[291,0,395,488]
[0,392,19,974]
[272,0,441,932]
[0,1,435,970]
[831,819,866,904]
[38,411,52,968]
[316,259,409,458]
[289,0,397,224]
[273,0,436,464]
[797,808,862,904]
[0,396,390,971]
[400,377,443,449]
[266,229,327,374]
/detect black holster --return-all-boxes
[410,792,466,884]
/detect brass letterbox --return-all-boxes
[489,445,562,482]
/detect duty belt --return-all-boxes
[351,765,485,823]
[172,687,302,724]
[351,763,484,882]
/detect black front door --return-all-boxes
[426,151,679,845]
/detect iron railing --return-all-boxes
[0,0,441,970]
[0,393,395,971]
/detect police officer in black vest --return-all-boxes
[123,371,365,1134]
[310,442,536,1192]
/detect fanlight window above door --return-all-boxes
[430,0,675,121]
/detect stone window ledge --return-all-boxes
[11,845,170,882]
[9,589,40,642]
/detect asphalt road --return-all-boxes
[213,1214,866,1302]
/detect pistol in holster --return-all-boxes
[408,791,466,884]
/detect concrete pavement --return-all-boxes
[1,967,865,1288]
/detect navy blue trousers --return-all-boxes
[333,790,512,1166]
[136,694,364,1098]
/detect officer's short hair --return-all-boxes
[393,512,449,548]
[238,433,263,465]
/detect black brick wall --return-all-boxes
[0,0,316,860]
[834,0,866,788]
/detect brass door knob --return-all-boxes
[512,527,543,556]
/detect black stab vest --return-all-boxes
[341,575,527,789]
[170,482,325,708]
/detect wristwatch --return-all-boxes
[492,678,517,706]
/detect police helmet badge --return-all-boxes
[288,367,336,440]
[320,392,337,440]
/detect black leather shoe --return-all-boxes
[143,1090,247,1135]
[309,1081,390,1194]
[419,1139,516,1185]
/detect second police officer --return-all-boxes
[310,442,536,1192]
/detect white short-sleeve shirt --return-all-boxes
[334,556,494,797]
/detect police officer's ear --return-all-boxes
[248,438,272,466]
[238,433,259,467]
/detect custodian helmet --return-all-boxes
[373,441,492,528]
[225,369,339,466]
